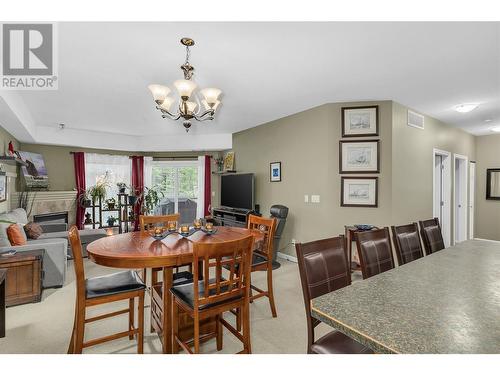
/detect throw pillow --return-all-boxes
[7,224,27,246]
[24,221,43,239]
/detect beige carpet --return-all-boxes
[0,258,361,354]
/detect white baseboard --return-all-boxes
[473,237,500,243]
[277,251,297,263]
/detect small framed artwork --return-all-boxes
[223,151,235,171]
[486,168,500,200]
[270,162,282,182]
[339,140,380,173]
[0,173,7,203]
[341,177,378,207]
[341,105,379,137]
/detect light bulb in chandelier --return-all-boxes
[200,88,222,107]
[174,79,197,99]
[148,84,170,105]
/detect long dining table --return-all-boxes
[311,239,500,354]
[86,226,264,354]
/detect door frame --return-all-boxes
[469,161,476,239]
[432,149,452,247]
[453,153,469,244]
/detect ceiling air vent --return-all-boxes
[407,110,424,130]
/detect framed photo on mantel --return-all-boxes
[339,140,380,174]
[341,105,379,137]
[341,177,378,207]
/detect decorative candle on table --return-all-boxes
[205,222,214,232]
[180,224,190,234]
[168,221,176,231]
[193,219,202,229]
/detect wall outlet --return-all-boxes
[311,195,320,203]
[304,195,309,203]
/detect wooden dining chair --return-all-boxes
[419,218,445,255]
[139,213,181,286]
[391,223,425,265]
[246,215,278,316]
[295,236,372,354]
[355,227,395,279]
[67,226,145,354]
[171,235,254,354]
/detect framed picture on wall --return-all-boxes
[339,140,380,173]
[341,105,379,137]
[223,151,235,171]
[486,168,500,200]
[341,177,378,207]
[270,162,282,182]
[0,172,7,203]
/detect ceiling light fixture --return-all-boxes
[490,126,500,133]
[454,103,479,113]
[148,38,222,132]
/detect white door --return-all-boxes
[469,161,476,239]
[454,154,468,244]
[433,149,451,247]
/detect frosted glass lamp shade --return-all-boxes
[159,96,175,112]
[148,84,171,105]
[202,99,220,111]
[200,88,222,106]
[174,79,197,99]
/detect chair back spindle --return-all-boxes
[192,236,254,310]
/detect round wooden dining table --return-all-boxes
[87,226,264,354]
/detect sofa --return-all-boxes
[0,208,107,288]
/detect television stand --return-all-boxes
[212,207,253,228]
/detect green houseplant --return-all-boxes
[105,197,116,210]
[143,186,164,215]
[106,216,117,227]
[77,188,92,207]
[89,181,108,204]
[116,182,127,194]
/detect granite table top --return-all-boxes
[311,239,500,354]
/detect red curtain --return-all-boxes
[204,155,212,216]
[73,152,86,230]
[131,156,144,231]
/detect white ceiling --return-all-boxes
[1,22,499,151]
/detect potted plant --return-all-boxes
[77,188,92,207]
[107,216,117,227]
[84,212,92,224]
[214,156,224,172]
[105,197,116,210]
[128,185,142,206]
[143,186,164,215]
[89,181,108,204]
[116,182,127,194]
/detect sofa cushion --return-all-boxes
[7,224,27,246]
[0,208,29,246]
[24,221,44,239]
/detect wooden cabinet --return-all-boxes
[0,250,43,307]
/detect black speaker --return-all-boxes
[254,204,260,214]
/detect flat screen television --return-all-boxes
[220,173,254,210]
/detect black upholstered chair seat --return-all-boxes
[170,278,242,311]
[311,331,374,354]
[85,270,145,299]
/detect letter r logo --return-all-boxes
[2,24,53,76]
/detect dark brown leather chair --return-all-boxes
[296,236,372,354]
[419,218,445,255]
[391,223,424,265]
[355,227,395,279]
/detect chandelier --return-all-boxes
[148,38,222,132]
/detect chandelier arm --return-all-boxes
[193,111,215,122]
[157,107,182,120]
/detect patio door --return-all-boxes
[149,160,201,224]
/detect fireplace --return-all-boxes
[33,211,69,225]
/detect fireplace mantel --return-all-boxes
[9,191,78,225]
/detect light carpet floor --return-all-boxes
[0,258,361,354]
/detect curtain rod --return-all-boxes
[69,152,210,160]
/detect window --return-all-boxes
[85,153,131,198]
[145,160,204,224]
